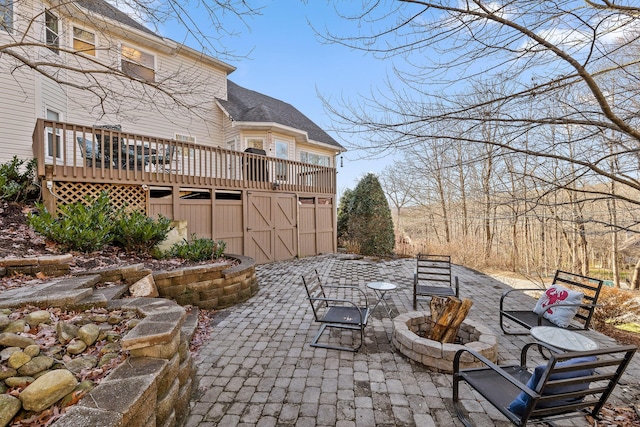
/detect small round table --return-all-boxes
[366,282,397,320]
[530,326,599,352]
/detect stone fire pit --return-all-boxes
[392,311,498,373]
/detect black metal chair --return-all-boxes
[301,269,370,352]
[453,342,636,427]
[500,270,604,335]
[413,254,459,310]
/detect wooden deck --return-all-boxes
[33,119,336,195]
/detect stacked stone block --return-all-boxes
[392,311,498,373]
[153,255,258,310]
[55,298,198,427]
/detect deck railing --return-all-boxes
[32,119,336,194]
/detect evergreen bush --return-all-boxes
[28,192,116,253]
[0,156,39,202]
[346,173,395,256]
[112,210,173,254]
[168,235,227,262]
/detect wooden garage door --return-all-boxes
[246,192,297,263]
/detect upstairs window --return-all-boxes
[121,44,155,82]
[45,10,59,53]
[73,27,95,56]
[300,151,330,167]
[246,138,264,150]
[0,0,12,32]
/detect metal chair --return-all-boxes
[500,270,604,335]
[301,269,370,352]
[453,342,636,427]
[149,144,176,172]
[413,254,459,310]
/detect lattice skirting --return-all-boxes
[53,182,147,214]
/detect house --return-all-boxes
[0,0,345,263]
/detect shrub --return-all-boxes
[169,235,226,262]
[28,191,174,254]
[28,192,116,253]
[343,173,395,256]
[0,156,39,202]
[112,211,173,254]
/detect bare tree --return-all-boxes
[379,163,414,239]
[321,0,640,203]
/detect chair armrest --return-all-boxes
[500,287,544,311]
[453,347,538,400]
[321,284,369,308]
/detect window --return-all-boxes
[45,10,59,53]
[300,151,330,167]
[226,139,237,151]
[275,140,288,180]
[73,27,95,56]
[175,133,196,144]
[0,0,12,31]
[121,44,155,82]
[46,109,61,159]
[246,138,264,150]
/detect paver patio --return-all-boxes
[187,254,640,427]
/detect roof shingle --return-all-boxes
[219,80,344,150]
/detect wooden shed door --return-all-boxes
[246,192,297,263]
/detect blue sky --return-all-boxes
[163,1,398,197]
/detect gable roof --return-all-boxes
[218,80,344,150]
[75,0,157,36]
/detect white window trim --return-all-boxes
[72,25,96,56]
[245,137,265,151]
[0,0,13,32]
[45,109,62,160]
[45,9,60,54]
[121,43,155,82]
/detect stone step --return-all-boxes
[95,284,130,301]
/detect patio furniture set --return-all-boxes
[300,255,638,426]
[77,125,176,171]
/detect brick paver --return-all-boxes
[189,255,640,426]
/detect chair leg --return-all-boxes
[310,324,363,352]
[452,375,475,427]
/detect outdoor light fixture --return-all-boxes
[340,155,344,168]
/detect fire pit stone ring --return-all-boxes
[392,311,498,373]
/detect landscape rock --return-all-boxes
[3,320,25,334]
[77,323,100,346]
[56,322,79,344]
[23,344,40,358]
[66,355,98,374]
[7,351,30,370]
[0,333,35,348]
[0,347,19,361]
[19,369,78,412]
[0,394,21,427]
[5,376,34,388]
[0,315,10,330]
[0,367,16,381]
[66,339,87,355]
[24,310,51,326]
[17,355,54,376]
[129,274,159,298]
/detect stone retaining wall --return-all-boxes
[54,298,197,427]
[153,255,258,310]
[0,254,72,277]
